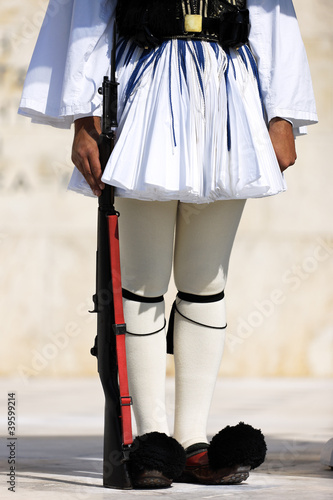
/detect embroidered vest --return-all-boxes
[116,0,249,48]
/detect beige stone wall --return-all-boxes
[0,0,332,380]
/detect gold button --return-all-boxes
[184,14,202,33]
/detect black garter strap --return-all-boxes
[126,319,167,337]
[178,290,225,303]
[167,290,226,355]
[122,288,164,303]
[173,304,227,330]
[122,288,166,336]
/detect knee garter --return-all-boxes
[167,290,227,354]
[122,289,166,336]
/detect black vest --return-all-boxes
[116,0,249,48]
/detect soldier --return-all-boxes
[19,0,317,488]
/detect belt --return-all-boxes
[161,11,249,48]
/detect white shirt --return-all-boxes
[18,0,317,134]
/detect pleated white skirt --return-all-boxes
[68,38,286,202]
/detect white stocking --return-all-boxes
[173,296,226,449]
[116,198,245,445]
[123,296,169,436]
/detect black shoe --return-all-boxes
[128,432,186,489]
[176,422,266,485]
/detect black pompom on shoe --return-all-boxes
[208,422,267,471]
[129,432,186,488]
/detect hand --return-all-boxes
[71,116,104,196]
[269,117,297,172]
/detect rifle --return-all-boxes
[90,27,133,490]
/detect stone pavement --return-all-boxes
[0,377,332,499]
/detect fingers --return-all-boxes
[269,118,297,173]
[72,138,104,196]
[72,117,105,196]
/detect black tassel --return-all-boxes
[129,432,186,479]
[207,422,267,470]
[166,300,176,355]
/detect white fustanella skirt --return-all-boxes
[68,38,286,202]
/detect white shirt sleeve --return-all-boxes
[19,0,317,135]
[248,0,318,135]
[18,0,116,129]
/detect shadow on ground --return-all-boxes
[1,434,332,488]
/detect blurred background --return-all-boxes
[0,0,332,381]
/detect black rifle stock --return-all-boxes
[90,73,132,489]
